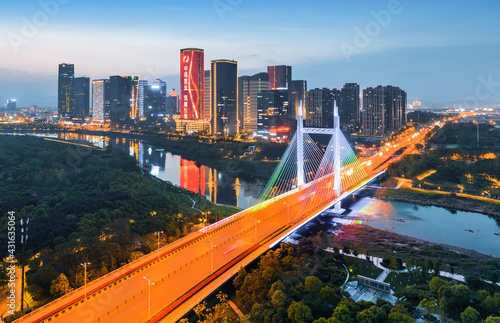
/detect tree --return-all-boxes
[271,290,287,310]
[439,284,471,317]
[460,306,480,323]
[330,298,359,323]
[319,286,338,305]
[287,301,313,323]
[429,276,446,294]
[485,316,500,322]
[305,276,323,294]
[482,294,500,316]
[388,312,414,323]
[356,305,388,323]
[50,273,72,298]
[194,301,207,322]
[251,303,267,322]
[233,267,247,289]
[420,297,440,314]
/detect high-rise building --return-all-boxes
[289,80,307,120]
[211,59,238,136]
[109,75,139,122]
[257,90,275,136]
[92,79,110,122]
[6,99,16,111]
[166,89,179,116]
[384,85,407,132]
[146,79,167,120]
[267,65,291,90]
[339,83,360,131]
[238,72,270,133]
[363,86,386,135]
[138,80,148,119]
[73,77,90,119]
[321,88,335,128]
[257,89,289,135]
[58,63,74,119]
[180,48,204,120]
[204,70,211,121]
[362,85,406,135]
[305,89,324,127]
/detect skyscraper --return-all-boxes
[204,70,211,121]
[238,72,269,133]
[321,88,335,128]
[362,85,407,135]
[289,80,307,120]
[257,89,289,136]
[138,80,148,119]
[92,79,110,122]
[146,79,167,120]
[363,86,386,135]
[305,89,324,127]
[180,48,204,120]
[238,75,251,131]
[384,85,407,132]
[6,99,16,111]
[267,65,291,90]
[109,75,139,122]
[339,83,360,131]
[166,89,179,116]
[58,63,74,119]
[73,77,90,119]
[211,60,238,136]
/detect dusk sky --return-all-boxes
[1,0,500,107]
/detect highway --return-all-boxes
[13,121,439,323]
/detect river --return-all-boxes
[30,132,266,208]
[286,185,500,257]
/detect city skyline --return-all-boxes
[1,0,500,107]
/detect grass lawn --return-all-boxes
[342,256,384,280]
[385,272,422,292]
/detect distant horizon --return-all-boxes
[1,0,500,108]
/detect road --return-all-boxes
[14,121,440,323]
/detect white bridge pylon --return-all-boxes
[256,100,367,219]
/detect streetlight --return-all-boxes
[283,202,290,224]
[80,262,91,298]
[250,217,259,244]
[154,231,163,259]
[202,211,211,227]
[206,241,217,274]
[246,196,252,209]
[143,276,155,319]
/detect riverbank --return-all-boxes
[147,136,281,179]
[376,186,500,218]
[330,224,499,280]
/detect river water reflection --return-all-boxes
[349,192,500,257]
[54,133,265,208]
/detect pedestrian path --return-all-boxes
[227,300,249,323]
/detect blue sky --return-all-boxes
[1,0,500,107]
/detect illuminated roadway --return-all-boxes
[14,121,447,323]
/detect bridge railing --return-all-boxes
[14,227,208,323]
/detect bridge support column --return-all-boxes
[297,101,305,188]
[332,100,345,214]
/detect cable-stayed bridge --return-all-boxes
[15,103,432,323]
